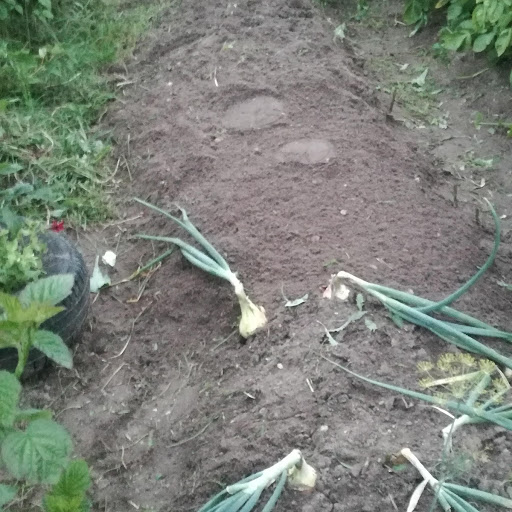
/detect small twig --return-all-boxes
[212,329,237,351]
[121,445,127,470]
[388,87,397,114]
[108,249,174,288]
[101,363,128,393]
[169,420,214,448]
[110,302,152,359]
[456,68,489,80]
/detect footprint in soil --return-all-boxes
[276,138,336,164]
[222,96,285,130]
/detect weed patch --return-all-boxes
[0,0,164,225]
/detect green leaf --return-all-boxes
[32,330,72,369]
[0,371,21,428]
[51,459,90,498]
[447,3,463,22]
[0,484,17,507]
[496,28,512,57]
[19,275,74,307]
[356,293,365,311]
[18,303,64,326]
[364,317,378,332]
[2,419,72,484]
[442,30,471,50]
[15,408,52,423]
[0,293,23,319]
[473,32,495,52]
[403,0,424,24]
[0,163,22,176]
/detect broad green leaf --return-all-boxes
[44,494,86,512]
[2,419,72,484]
[19,275,74,307]
[15,408,52,423]
[0,163,22,176]
[0,371,21,428]
[32,330,72,369]
[447,3,463,22]
[0,484,17,507]
[7,303,64,326]
[496,28,512,56]
[403,0,424,24]
[472,4,486,31]
[442,30,471,50]
[51,459,90,498]
[473,32,495,52]
[0,293,22,319]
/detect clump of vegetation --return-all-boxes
[0,274,74,378]
[0,370,91,511]
[404,0,512,80]
[0,210,46,293]
[0,0,162,224]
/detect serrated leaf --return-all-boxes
[0,293,22,319]
[364,317,378,332]
[496,28,512,56]
[44,493,86,512]
[285,294,308,308]
[473,32,495,53]
[356,293,365,312]
[89,256,110,293]
[51,459,90,498]
[32,330,72,369]
[0,371,21,428]
[8,303,64,326]
[2,419,72,484]
[19,275,74,308]
[0,484,17,507]
[0,321,25,349]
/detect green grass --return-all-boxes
[0,0,165,226]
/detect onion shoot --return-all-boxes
[134,198,267,338]
[196,449,316,512]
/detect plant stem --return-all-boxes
[227,450,302,495]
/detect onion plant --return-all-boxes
[325,201,512,370]
[196,449,316,512]
[322,355,512,435]
[401,448,512,512]
[134,198,267,338]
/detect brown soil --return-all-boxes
[23,0,512,511]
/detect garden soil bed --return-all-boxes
[24,0,512,511]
